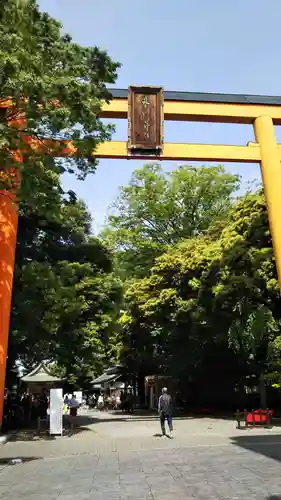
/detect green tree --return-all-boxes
[228,305,279,408]
[8,193,123,388]
[0,0,122,387]
[119,190,281,409]
[0,0,120,199]
[118,236,225,403]
[211,191,280,407]
[103,163,240,278]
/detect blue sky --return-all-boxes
[38,0,281,233]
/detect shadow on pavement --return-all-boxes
[267,497,281,500]
[152,433,173,440]
[9,430,56,442]
[0,456,41,465]
[231,434,281,463]
[8,424,94,442]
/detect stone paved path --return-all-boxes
[1,411,281,499]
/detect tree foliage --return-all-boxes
[118,190,281,407]
[0,0,120,199]
[103,163,240,278]
[0,0,123,388]
[9,192,123,388]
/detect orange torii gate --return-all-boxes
[1,85,281,426]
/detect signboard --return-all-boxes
[128,86,164,154]
[49,388,63,435]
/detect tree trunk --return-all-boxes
[259,372,267,409]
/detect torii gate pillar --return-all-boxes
[254,116,281,283]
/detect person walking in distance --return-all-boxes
[158,387,173,437]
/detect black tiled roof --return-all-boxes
[108,88,281,106]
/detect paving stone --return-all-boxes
[0,413,281,499]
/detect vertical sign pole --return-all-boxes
[254,115,281,290]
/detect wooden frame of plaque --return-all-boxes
[128,86,164,155]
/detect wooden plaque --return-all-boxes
[128,86,164,154]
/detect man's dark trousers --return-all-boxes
[160,411,173,435]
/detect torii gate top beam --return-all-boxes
[108,88,281,106]
[101,88,281,124]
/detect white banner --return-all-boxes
[50,388,63,435]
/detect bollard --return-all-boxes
[266,408,272,428]
[236,409,241,429]
[252,410,255,427]
[244,409,248,427]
